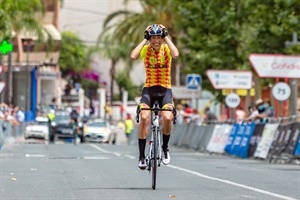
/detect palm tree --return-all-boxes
[0,0,46,42]
[100,0,179,85]
[0,0,47,104]
[95,35,130,104]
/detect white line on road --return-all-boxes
[89,144,121,156]
[167,165,297,200]
[88,145,295,200]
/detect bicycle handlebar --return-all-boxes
[136,106,177,125]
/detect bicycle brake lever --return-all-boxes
[136,105,140,123]
[172,109,177,125]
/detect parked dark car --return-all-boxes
[49,112,84,142]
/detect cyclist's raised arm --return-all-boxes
[130,39,148,60]
[164,36,179,59]
[131,26,152,60]
[159,24,179,59]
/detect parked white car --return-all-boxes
[24,117,49,140]
[83,119,116,143]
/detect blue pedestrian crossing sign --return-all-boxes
[186,74,201,90]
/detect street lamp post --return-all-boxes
[25,39,33,119]
[285,32,299,116]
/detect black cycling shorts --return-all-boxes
[139,86,173,108]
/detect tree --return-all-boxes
[171,0,300,100]
[95,34,131,103]
[115,71,141,101]
[0,0,46,42]
[59,31,90,75]
[0,0,47,104]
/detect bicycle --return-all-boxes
[136,100,177,190]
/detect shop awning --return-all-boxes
[43,24,61,40]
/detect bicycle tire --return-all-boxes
[152,126,158,190]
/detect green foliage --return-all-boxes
[80,79,98,90]
[59,31,90,74]
[284,44,300,55]
[115,71,141,100]
[0,0,45,42]
[171,0,300,100]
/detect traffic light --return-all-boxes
[0,40,13,55]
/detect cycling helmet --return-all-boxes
[148,24,163,36]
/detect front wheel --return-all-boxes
[152,127,158,190]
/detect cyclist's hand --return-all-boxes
[162,28,168,38]
[144,30,150,40]
[159,24,168,38]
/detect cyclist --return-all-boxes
[130,24,179,170]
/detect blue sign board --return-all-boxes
[186,74,201,90]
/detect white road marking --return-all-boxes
[25,154,46,158]
[89,144,111,153]
[167,165,297,200]
[124,155,136,159]
[82,156,109,160]
[88,144,295,200]
[89,144,122,157]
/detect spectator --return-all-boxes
[15,106,25,123]
[247,105,259,122]
[89,101,95,116]
[49,97,57,111]
[104,103,113,122]
[204,107,217,124]
[183,103,193,124]
[235,106,246,123]
[264,99,275,118]
[191,108,202,126]
[64,83,72,96]
[83,106,90,123]
[175,104,185,124]
[124,113,134,144]
[120,103,125,120]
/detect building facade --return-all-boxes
[1,0,62,120]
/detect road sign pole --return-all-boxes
[285,32,299,116]
[230,89,236,120]
[275,78,279,118]
[283,78,288,117]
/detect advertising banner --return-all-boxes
[254,123,279,159]
[269,123,294,157]
[284,122,300,156]
[292,123,300,156]
[231,124,247,156]
[237,123,256,158]
[248,124,265,157]
[206,124,233,153]
[224,123,239,154]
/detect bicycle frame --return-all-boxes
[136,101,177,190]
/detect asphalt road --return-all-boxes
[0,135,299,200]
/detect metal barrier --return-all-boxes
[129,115,300,165]
[3,115,299,165]
[0,120,27,147]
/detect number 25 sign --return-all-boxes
[272,82,291,101]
